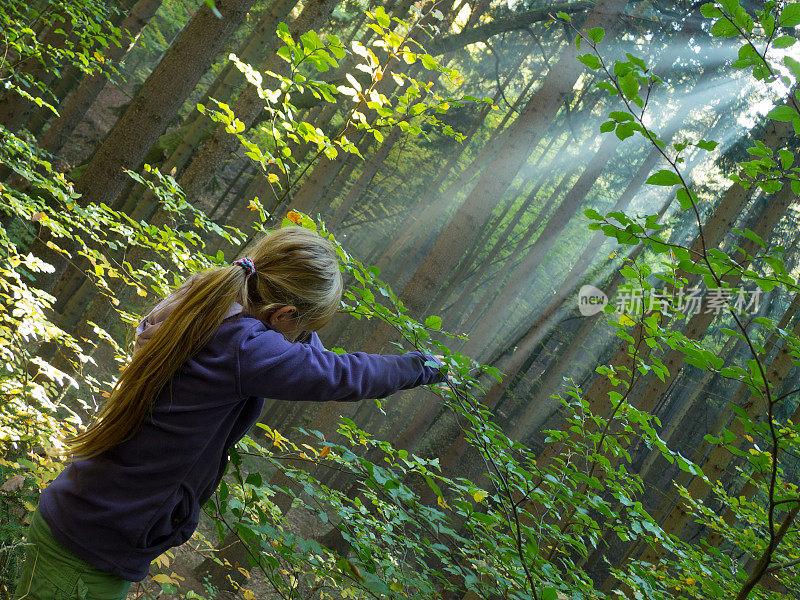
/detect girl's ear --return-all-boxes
[268,305,297,326]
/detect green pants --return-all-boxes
[13,509,131,600]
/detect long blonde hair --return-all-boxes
[67,226,343,459]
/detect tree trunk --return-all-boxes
[31,0,259,314]
[73,0,257,209]
[460,133,623,358]
[174,0,337,206]
[37,0,163,155]
[159,0,298,180]
[435,133,568,317]
[370,66,552,284]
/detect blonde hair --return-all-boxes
[67,226,343,459]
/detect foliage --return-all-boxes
[4,1,800,600]
[0,0,123,117]
[198,4,479,225]
[565,0,800,596]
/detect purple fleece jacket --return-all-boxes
[39,301,444,581]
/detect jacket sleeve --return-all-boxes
[236,321,445,402]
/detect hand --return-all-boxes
[430,353,454,389]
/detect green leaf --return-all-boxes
[420,54,438,70]
[424,315,442,330]
[588,27,605,43]
[619,73,639,99]
[246,472,262,487]
[541,589,559,600]
[773,35,797,48]
[646,170,682,186]
[710,18,739,37]
[779,4,800,27]
[784,55,800,80]
[373,5,390,27]
[609,110,634,122]
[584,208,603,220]
[696,139,719,151]
[204,0,222,18]
[779,149,794,169]
[766,104,798,122]
[615,122,635,140]
[677,188,697,210]
[577,53,601,70]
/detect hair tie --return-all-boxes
[232,256,255,278]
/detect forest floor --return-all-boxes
[127,500,326,600]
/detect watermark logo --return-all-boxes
[577,284,609,316]
[577,285,763,317]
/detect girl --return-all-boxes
[14,226,445,599]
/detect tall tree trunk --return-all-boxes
[459,133,623,359]
[72,0,258,210]
[329,126,401,227]
[458,49,719,359]
[370,65,556,283]
[33,0,259,314]
[434,133,568,316]
[173,0,337,205]
[159,0,298,179]
[24,0,141,136]
[37,0,162,155]
[112,0,298,218]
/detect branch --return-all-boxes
[425,2,593,56]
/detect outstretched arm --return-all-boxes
[237,321,445,403]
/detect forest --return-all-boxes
[3,0,800,598]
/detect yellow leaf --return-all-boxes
[153,553,170,569]
[268,173,279,183]
[243,591,255,600]
[745,434,753,442]
[151,574,173,584]
[437,495,449,509]
[390,582,403,592]
[619,314,634,326]
[318,446,331,458]
[472,490,487,503]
